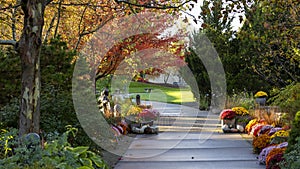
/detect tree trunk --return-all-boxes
[18,0,45,136]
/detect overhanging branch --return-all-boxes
[0,40,17,46]
[115,0,193,9]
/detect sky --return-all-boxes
[183,0,244,32]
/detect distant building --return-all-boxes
[147,72,187,87]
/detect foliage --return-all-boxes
[225,91,254,110]
[285,111,300,153]
[0,126,109,169]
[38,37,76,132]
[0,128,18,159]
[280,137,300,169]
[238,0,300,87]
[0,0,190,138]
[40,36,76,91]
[184,0,268,106]
[0,0,187,49]
[96,33,186,81]
[198,94,209,110]
[270,83,300,118]
[183,48,210,98]
[0,47,21,107]
[0,38,98,149]
[96,76,112,94]
[0,98,19,129]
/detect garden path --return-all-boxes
[114,101,265,169]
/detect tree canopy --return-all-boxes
[238,0,300,87]
[0,0,193,136]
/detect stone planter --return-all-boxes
[255,97,267,106]
[221,118,237,133]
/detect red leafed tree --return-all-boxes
[96,33,186,81]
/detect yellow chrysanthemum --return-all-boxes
[232,107,249,116]
[270,130,290,140]
[125,105,143,116]
[254,91,268,98]
[253,134,271,149]
[245,119,258,133]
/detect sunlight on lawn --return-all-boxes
[166,90,195,103]
[127,82,196,104]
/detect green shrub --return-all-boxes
[270,83,300,118]
[0,47,21,107]
[285,111,300,153]
[0,98,19,129]
[280,137,300,169]
[0,126,109,169]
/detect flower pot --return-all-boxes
[221,118,236,129]
[255,97,267,106]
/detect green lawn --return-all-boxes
[128,82,195,104]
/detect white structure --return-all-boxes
[147,70,187,87]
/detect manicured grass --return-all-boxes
[129,82,195,104]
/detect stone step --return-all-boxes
[133,132,243,140]
[157,126,222,132]
[115,160,264,169]
[120,147,257,162]
[128,137,252,150]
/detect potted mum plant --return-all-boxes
[220,109,237,133]
[232,107,252,130]
[254,91,268,106]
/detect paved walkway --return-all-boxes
[114,101,264,169]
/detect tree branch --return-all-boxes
[0,4,21,11]
[79,16,115,36]
[115,0,193,10]
[54,0,62,38]
[45,0,54,6]
[43,13,57,44]
[0,40,17,46]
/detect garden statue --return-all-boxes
[113,104,121,118]
[98,88,112,118]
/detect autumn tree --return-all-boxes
[0,0,194,136]
[96,33,186,81]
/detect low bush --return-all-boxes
[270,83,300,119]
[0,126,109,169]
[280,137,300,169]
[0,98,19,129]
